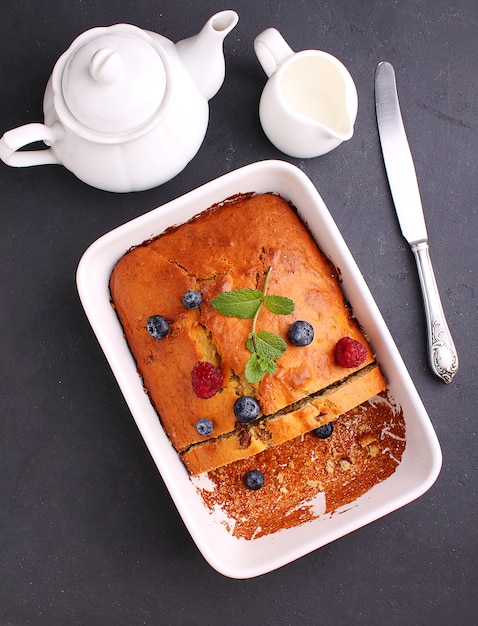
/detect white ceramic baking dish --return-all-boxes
[77,160,442,578]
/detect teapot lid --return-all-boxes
[59,26,167,135]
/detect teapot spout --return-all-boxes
[176,11,238,100]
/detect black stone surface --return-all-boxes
[1,1,476,623]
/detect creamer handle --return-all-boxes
[0,123,63,167]
[254,28,294,77]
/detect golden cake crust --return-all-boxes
[109,193,386,474]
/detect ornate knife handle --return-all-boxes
[411,241,459,383]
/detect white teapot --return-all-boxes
[0,11,238,192]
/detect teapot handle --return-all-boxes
[0,123,63,167]
[254,28,295,77]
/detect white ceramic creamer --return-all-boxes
[254,28,358,158]
[0,11,238,192]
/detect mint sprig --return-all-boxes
[211,288,263,318]
[212,268,295,383]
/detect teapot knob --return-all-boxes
[89,48,124,84]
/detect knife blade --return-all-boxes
[375,61,458,383]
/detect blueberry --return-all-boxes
[195,418,213,436]
[234,396,260,423]
[312,422,334,439]
[146,315,170,339]
[244,469,264,490]
[182,290,203,309]
[287,320,314,346]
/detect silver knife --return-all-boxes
[375,61,458,383]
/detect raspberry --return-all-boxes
[334,337,368,368]
[191,362,223,399]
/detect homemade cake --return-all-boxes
[109,193,387,474]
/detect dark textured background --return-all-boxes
[1,1,476,623]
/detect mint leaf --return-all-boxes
[245,353,277,383]
[212,289,263,318]
[258,355,277,375]
[247,331,286,361]
[245,353,264,383]
[265,295,295,315]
